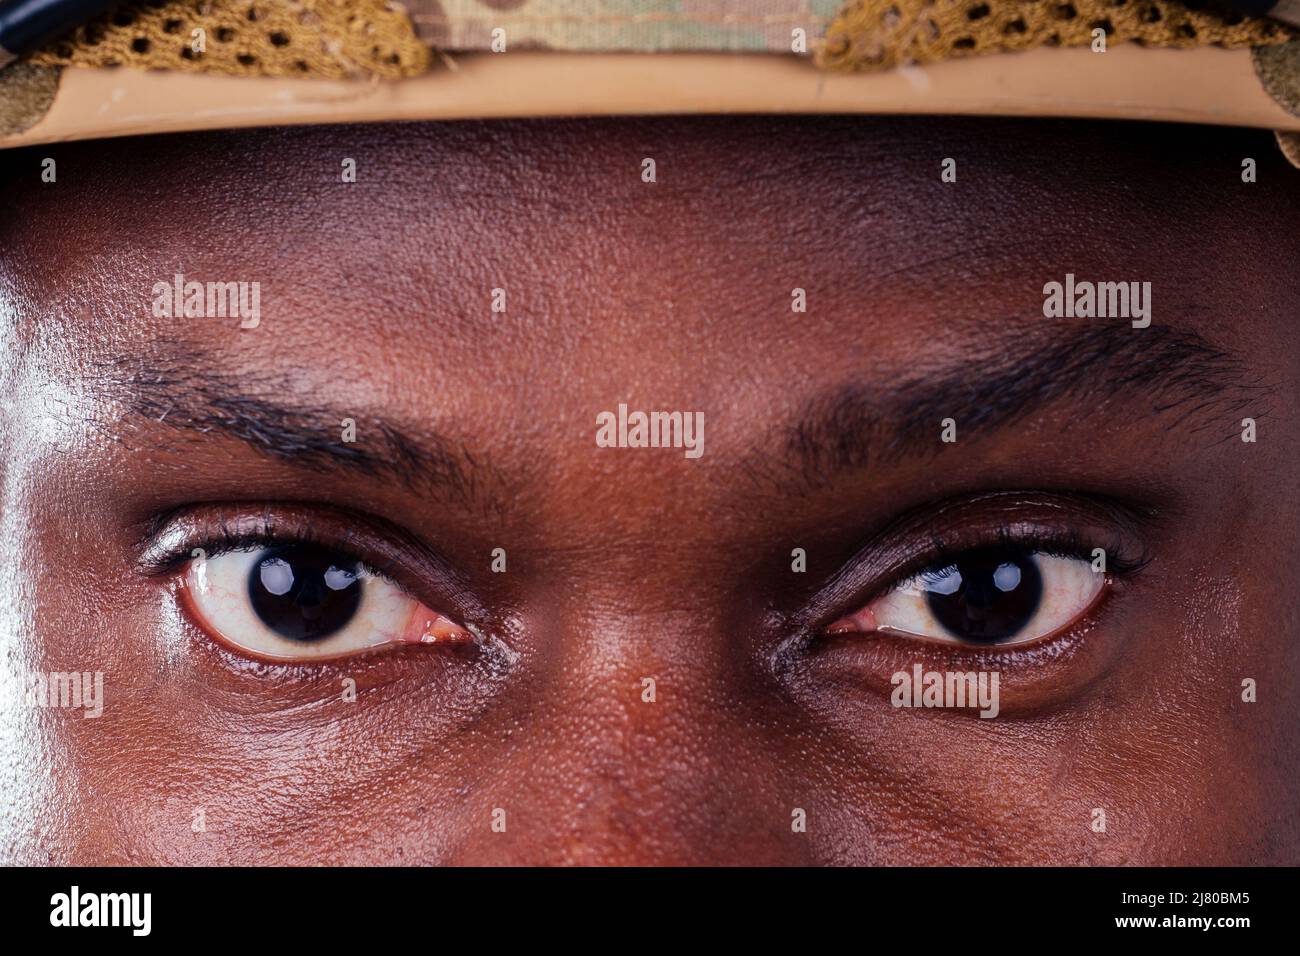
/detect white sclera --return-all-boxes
[870,552,1103,645]
[186,549,419,660]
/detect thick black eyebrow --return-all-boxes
[96,349,499,507]
[771,323,1270,493]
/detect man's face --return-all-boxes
[1,117,1296,865]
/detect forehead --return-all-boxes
[0,116,1293,407]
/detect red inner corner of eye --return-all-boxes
[826,606,879,636]
[398,602,469,646]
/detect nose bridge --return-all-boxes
[439,506,808,863]
[541,602,712,790]
[462,599,781,864]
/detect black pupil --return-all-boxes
[923,548,1042,643]
[248,545,362,642]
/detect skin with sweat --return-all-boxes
[0,117,1296,865]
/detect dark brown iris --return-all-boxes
[248,545,362,641]
[923,548,1043,643]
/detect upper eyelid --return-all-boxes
[140,522,378,576]
[161,536,394,585]
[138,514,345,576]
[879,533,1100,597]
[912,531,1147,580]
[890,528,1144,593]
[140,504,407,573]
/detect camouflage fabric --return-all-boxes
[408,0,844,52]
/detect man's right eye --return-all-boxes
[183,544,468,662]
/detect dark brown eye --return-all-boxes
[829,549,1104,647]
[248,545,362,642]
[181,543,466,661]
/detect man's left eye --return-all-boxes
[829,549,1105,646]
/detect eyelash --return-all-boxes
[144,526,389,582]
[137,512,400,587]
[907,524,1151,587]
